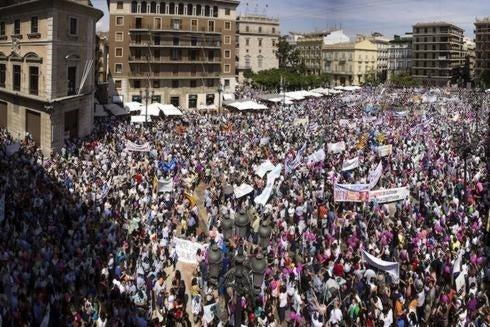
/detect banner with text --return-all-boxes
[126,141,151,152]
[342,157,360,171]
[362,250,399,279]
[377,144,393,157]
[327,141,346,154]
[369,186,409,203]
[255,160,275,178]
[307,148,325,165]
[255,164,282,206]
[368,162,383,189]
[334,183,370,202]
[174,238,206,264]
[234,183,254,198]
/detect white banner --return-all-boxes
[158,178,174,193]
[255,160,275,178]
[369,186,409,203]
[255,164,281,206]
[455,272,466,294]
[334,184,370,202]
[307,148,325,165]
[234,183,254,198]
[342,157,360,171]
[5,143,20,156]
[368,162,383,189]
[377,144,392,157]
[174,238,206,264]
[126,140,151,152]
[362,250,399,279]
[259,137,270,146]
[285,143,306,174]
[327,141,346,154]
[0,193,4,223]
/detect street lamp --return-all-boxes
[258,219,272,249]
[208,244,223,287]
[221,214,234,240]
[235,208,249,239]
[217,83,223,114]
[250,252,267,296]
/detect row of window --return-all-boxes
[0,63,39,95]
[243,38,273,47]
[239,25,276,34]
[114,63,232,74]
[124,1,229,17]
[243,55,264,69]
[323,53,376,61]
[324,64,375,72]
[120,79,220,91]
[118,16,232,31]
[0,17,78,37]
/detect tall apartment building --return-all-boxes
[322,39,377,86]
[297,31,332,75]
[463,38,476,81]
[412,22,464,86]
[107,0,239,110]
[368,33,390,81]
[474,17,490,80]
[236,14,279,83]
[387,34,413,81]
[0,0,102,153]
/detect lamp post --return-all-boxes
[139,89,154,123]
[217,83,223,114]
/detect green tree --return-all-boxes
[390,72,417,88]
[248,68,329,91]
[276,36,301,70]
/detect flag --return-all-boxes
[285,142,307,174]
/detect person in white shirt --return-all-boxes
[328,299,343,326]
[379,307,393,327]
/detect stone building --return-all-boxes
[474,17,490,81]
[0,0,103,153]
[387,33,413,81]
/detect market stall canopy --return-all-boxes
[130,115,152,124]
[258,94,295,105]
[124,101,144,112]
[226,100,268,111]
[334,86,361,92]
[159,104,183,116]
[141,103,162,117]
[94,104,108,117]
[104,103,128,116]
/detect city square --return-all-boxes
[0,1,489,326]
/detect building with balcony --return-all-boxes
[107,0,239,110]
[412,22,464,86]
[367,33,390,81]
[387,33,413,81]
[463,37,476,81]
[475,17,490,81]
[297,30,332,75]
[0,0,103,153]
[322,39,377,86]
[236,14,279,82]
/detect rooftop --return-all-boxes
[413,22,464,31]
[237,14,279,23]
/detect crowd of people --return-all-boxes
[0,86,488,327]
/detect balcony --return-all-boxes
[129,24,222,34]
[128,56,222,64]
[128,72,221,79]
[129,41,221,48]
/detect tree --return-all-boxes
[362,70,381,86]
[476,70,490,89]
[248,68,330,91]
[390,72,417,88]
[276,36,301,70]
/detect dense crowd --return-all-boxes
[0,86,488,327]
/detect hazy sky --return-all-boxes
[93,0,489,38]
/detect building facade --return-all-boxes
[387,34,413,81]
[463,37,476,81]
[107,0,239,110]
[236,14,279,82]
[474,17,490,80]
[0,0,102,153]
[368,33,390,81]
[297,31,332,75]
[412,22,464,86]
[322,39,378,86]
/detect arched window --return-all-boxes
[131,1,138,13]
[178,3,184,15]
[169,2,175,14]
[159,1,166,13]
[204,5,210,17]
[213,6,218,17]
[141,1,147,13]
[24,52,43,63]
[195,4,201,16]
[187,4,193,15]
[150,1,157,13]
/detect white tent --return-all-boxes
[94,104,108,117]
[124,101,143,112]
[104,103,128,116]
[140,103,162,117]
[159,104,183,116]
[227,100,268,111]
[334,85,361,92]
[130,115,152,124]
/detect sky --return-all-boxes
[93,0,489,38]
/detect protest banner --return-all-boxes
[255,160,275,178]
[173,237,206,264]
[255,164,281,206]
[455,272,466,295]
[234,183,254,198]
[259,137,270,146]
[125,140,151,152]
[307,148,325,165]
[377,144,392,157]
[369,186,409,203]
[327,141,346,154]
[158,178,174,193]
[368,162,383,189]
[362,250,399,279]
[285,143,306,174]
[341,157,360,171]
[334,184,369,202]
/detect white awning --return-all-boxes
[223,93,235,101]
[104,103,128,116]
[140,103,162,117]
[130,115,152,124]
[227,100,268,111]
[94,104,108,117]
[124,101,143,112]
[160,104,183,116]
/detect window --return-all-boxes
[115,48,123,57]
[153,80,160,88]
[0,64,5,87]
[69,17,77,35]
[225,8,230,15]
[141,1,147,13]
[208,50,214,61]
[150,1,157,13]
[245,38,249,46]
[206,79,214,87]
[169,2,175,14]
[187,4,193,15]
[188,94,197,108]
[170,96,179,106]
[29,66,39,95]
[257,55,263,69]
[244,55,251,68]
[224,79,230,87]
[116,16,124,26]
[115,32,123,42]
[190,80,197,88]
[196,4,201,16]
[208,21,214,32]
[258,26,262,33]
[224,22,231,30]
[171,49,180,60]
[0,22,5,36]
[171,19,181,30]
[178,3,184,15]
[172,80,179,88]
[115,80,122,88]
[159,2,166,14]
[245,25,249,32]
[206,94,215,105]
[224,35,231,45]
[191,37,197,46]
[67,66,76,95]
[134,80,141,88]
[154,35,160,45]
[31,17,38,33]
[189,50,197,60]
[14,19,20,35]
[258,39,262,47]
[224,50,231,59]
[131,1,137,13]
[272,27,276,34]
[115,63,122,73]
[13,65,21,91]
[135,17,142,28]
[204,5,210,16]
[173,36,179,45]
[213,6,218,17]
[272,39,275,47]
[191,19,197,31]
[224,64,230,73]
[117,1,123,9]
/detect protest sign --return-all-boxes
[158,178,174,193]
[377,144,392,157]
[285,143,306,174]
[255,160,275,178]
[234,183,254,198]
[173,238,206,264]
[369,186,409,203]
[334,184,369,202]
[307,148,325,165]
[125,140,151,152]
[455,272,466,295]
[362,250,399,279]
[255,164,281,206]
[327,141,346,154]
[368,162,383,189]
[342,157,360,171]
